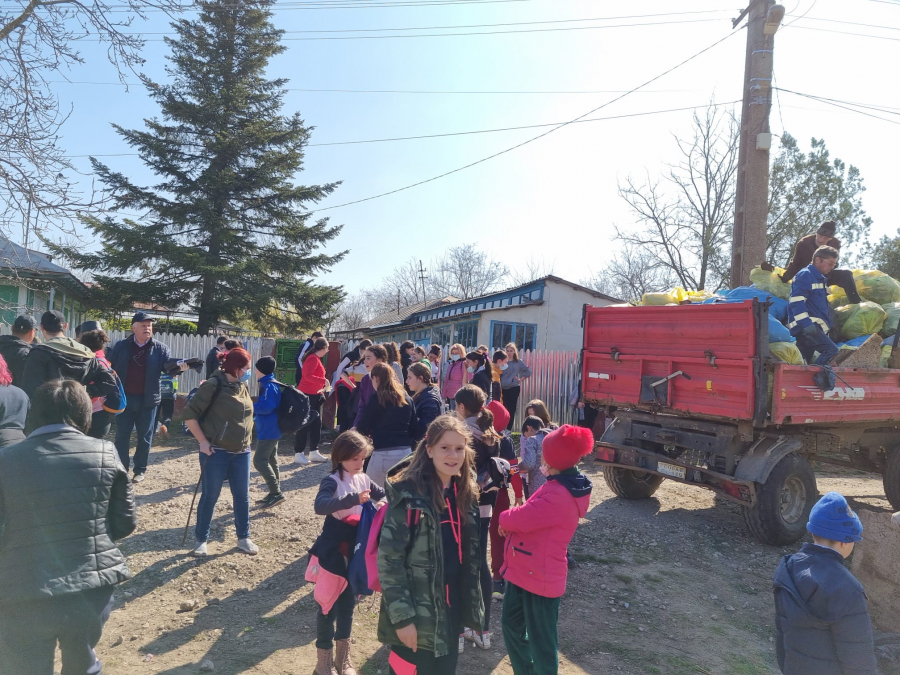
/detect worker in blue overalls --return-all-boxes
[787,245,841,365]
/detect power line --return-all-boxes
[68,16,730,41]
[786,24,900,41]
[70,0,536,12]
[792,14,900,30]
[774,88,900,125]
[305,29,742,214]
[61,100,742,158]
[105,9,732,35]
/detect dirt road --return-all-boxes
[90,433,893,675]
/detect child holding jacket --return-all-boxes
[499,425,594,675]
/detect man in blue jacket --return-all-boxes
[788,246,840,366]
[773,492,878,675]
[253,356,284,508]
[109,311,188,482]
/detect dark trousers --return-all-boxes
[390,644,459,675]
[502,385,521,431]
[490,488,511,580]
[294,394,324,455]
[795,325,840,366]
[502,582,561,675]
[157,398,175,425]
[88,411,111,440]
[114,395,157,474]
[0,585,115,675]
[479,515,492,632]
[315,584,355,650]
[253,438,281,496]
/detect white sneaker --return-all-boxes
[192,541,208,557]
[464,628,491,650]
[293,453,309,465]
[237,538,259,555]
[309,450,328,463]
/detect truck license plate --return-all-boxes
[657,462,686,479]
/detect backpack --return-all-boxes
[101,368,127,416]
[160,376,176,399]
[365,504,420,594]
[478,456,512,493]
[272,381,310,434]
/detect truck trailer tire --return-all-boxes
[603,467,664,500]
[883,449,900,510]
[742,453,817,546]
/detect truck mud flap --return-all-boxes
[595,441,757,507]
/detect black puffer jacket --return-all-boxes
[0,334,31,386]
[21,337,120,408]
[412,385,443,441]
[0,426,137,602]
[773,543,878,675]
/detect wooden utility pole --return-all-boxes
[417,260,428,307]
[730,1,784,288]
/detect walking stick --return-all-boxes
[182,453,208,547]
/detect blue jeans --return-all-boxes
[794,324,839,366]
[114,395,157,474]
[194,450,251,543]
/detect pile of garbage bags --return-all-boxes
[637,265,900,368]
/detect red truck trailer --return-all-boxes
[582,299,900,545]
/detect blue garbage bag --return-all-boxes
[347,501,377,597]
[768,315,794,343]
[838,335,871,349]
[701,286,788,324]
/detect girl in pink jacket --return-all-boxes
[498,425,594,675]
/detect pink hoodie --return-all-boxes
[499,472,592,598]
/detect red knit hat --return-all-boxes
[542,425,594,471]
[485,400,510,433]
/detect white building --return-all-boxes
[335,276,621,352]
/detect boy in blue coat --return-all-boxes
[773,492,878,675]
[253,357,284,507]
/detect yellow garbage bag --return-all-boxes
[686,289,713,303]
[750,266,790,300]
[641,287,689,306]
[880,302,900,337]
[770,341,805,365]
[834,301,888,340]
[854,270,900,305]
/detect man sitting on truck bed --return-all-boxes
[788,245,841,366]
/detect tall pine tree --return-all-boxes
[58,0,345,334]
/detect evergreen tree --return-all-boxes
[56,0,345,334]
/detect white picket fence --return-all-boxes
[339,340,582,429]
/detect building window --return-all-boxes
[490,321,536,351]
[453,321,479,349]
[432,324,451,347]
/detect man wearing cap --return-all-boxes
[20,311,121,405]
[0,314,36,385]
[773,491,878,675]
[108,312,188,482]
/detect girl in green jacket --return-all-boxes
[377,415,484,674]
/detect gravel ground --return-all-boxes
[83,431,895,675]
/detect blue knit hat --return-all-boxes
[807,492,863,543]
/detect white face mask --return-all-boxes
[499,363,508,371]
[467,366,475,373]
[451,354,460,362]
[540,464,550,477]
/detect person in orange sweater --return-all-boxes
[295,337,330,464]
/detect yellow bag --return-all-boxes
[641,287,689,306]
[686,290,713,303]
[854,270,900,305]
[834,301,888,340]
[770,341,804,365]
[881,302,900,337]
[750,266,791,300]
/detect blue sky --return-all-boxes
[41,0,900,295]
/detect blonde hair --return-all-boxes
[395,415,478,515]
[449,343,466,359]
[504,342,520,362]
